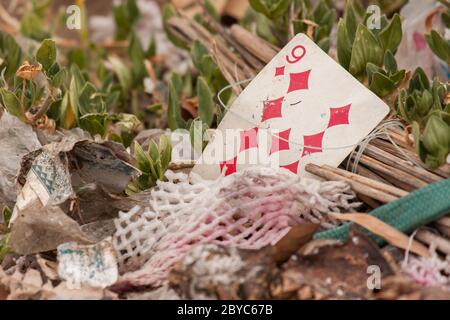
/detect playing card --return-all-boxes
[193,34,390,179]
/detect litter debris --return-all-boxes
[57,238,118,289]
[113,167,359,287]
[169,228,394,300]
[0,111,41,208]
[8,137,139,255]
[1,0,449,301]
[0,266,117,300]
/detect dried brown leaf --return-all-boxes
[330,213,431,258]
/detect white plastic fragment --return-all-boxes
[0,111,41,205]
[57,238,119,289]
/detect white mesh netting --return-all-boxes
[113,167,359,287]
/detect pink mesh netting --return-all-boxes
[113,167,359,287]
[403,250,450,288]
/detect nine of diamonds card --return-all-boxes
[193,34,390,179]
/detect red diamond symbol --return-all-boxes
[302,131,325,157]
[327,104,351,128]
[239,127,259,152]
[219,156,237,176]
[261,96,284,122]
[281,160,300,174]
[269,129,291,155]
[287,69,311,93]
[275,66,285,76]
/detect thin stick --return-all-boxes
[323,165,408,198]
[168,160,196,170]
[386,127,415,151]
[357,194,382,209]
[416,229,450,255]
[373,170,417,192]
[363,144,442,183]
[348,161,390,184]
[435,225,450,238]
[436,216,450,228]
[230,25,279,64]
[203,14,264,72]
[305,163,399,203]
[370,138,449,178]
[357,154,428,190]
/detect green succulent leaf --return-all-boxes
[146,34,157,58]
[110,113,141,130]
[369,72,395,97]
[36,39,56,72]
[170,72,184,97]
[422,115,450,154]
[426,30,450,64]
[249,0,292,19]
[337,19,352,70]
[162,4,188,49]
[197,76,215,127]
[378,14,402,53]
[20,12,50,41]
[50,68,67,88]
[390,69,406,86]
[204,0,220,21]
[0,33,22,80]
[108,56,132,94]
[344,1,359,44]
[0,88,23,120]
[159,134,172,172]
[167,81,186,130]
[366,62,382,83]
[349,24,384,79]
[148,139,160,163]
[129,32,147,86]
[383,50,398,74]
[2,206,12,230]
[113,0,140,40]
[134,140,151,173]
[79,113,109,137]
[67,48,87,69]
[0,234,9,262]
[189,118,209,153]
[409,67,430,93]
[59,91,76,129]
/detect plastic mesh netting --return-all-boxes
[113,167,359,287]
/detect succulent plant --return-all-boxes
[0,36,140,143]
[426,8,450,66]
[337,0,403,81]
[166,40,226,132]
[246,0,336,51]
[366,50,406,98]
[292,0,336,52]
[395,68,448,127]
[249,0,293,20]
[413,115,450,170]
[127,135,172,194]
[395,68,450,169]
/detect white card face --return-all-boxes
[193,34,389,179]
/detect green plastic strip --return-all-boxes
[314,178,450,244]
